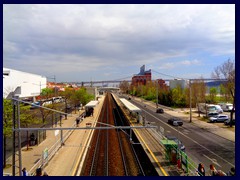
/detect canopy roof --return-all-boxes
[85,100,99,107]
[119,98,142,113]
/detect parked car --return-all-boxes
[209,114,229,123]
[224,119,235,126]
[165,135,185,151]
[156,108,164,113]
[207,112,219,117]
[30,101,41,109]
[168,118,183,126]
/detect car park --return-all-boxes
[168,118,183,126]
[224,119,235,126]
[209,114,229,123]
[156,108,164,113]
[165,135,185,151]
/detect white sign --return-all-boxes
[55,130,59,136]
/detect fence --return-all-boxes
[28,121,76,176]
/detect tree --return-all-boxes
[3,99,39,167]
[119,81,130,94]
[3,99,13,168]
[212,59,235,127]
[209,87,217,103]
[20,106,40,150]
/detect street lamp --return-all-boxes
[46,75,56,97]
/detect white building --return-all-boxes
[169,79,187,90]
[3,67,47,99]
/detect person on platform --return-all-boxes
[197,163,205,176]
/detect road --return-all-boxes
[127,96,235,174]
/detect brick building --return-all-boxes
[132,65,151,86]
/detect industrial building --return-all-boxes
[3,67,47,99]
[132,65,151,86]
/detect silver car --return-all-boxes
[209,114,229,123]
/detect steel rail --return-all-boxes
[112,106,128,176]
[112,94,145,176]
[89,96,107,176]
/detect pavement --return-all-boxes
[3,94,235,176]
[3,96,104,176]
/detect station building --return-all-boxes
[3,67,47,99]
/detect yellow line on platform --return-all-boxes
[130,123,168,176]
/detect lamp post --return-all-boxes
[46,75,56,97]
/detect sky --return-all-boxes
[3,4,235,83]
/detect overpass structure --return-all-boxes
[62,79,175,86]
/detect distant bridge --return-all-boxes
[61,79,175,86]
[64,80,132,86]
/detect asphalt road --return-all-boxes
[127,97,235,174]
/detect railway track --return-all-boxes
[81,93,158,176]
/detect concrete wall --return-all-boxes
[3,67,47,98]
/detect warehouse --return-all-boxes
[3,67,47,99]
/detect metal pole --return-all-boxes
[39,81,41,97]
[17,98,22,176]
[12,97,16,176]
[189,80,192,123]
[156,80,158,109]
[54,75,56,97]
[60,116,64,146]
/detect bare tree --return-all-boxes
[212,59,235,127]
[191,78,206,116]
[119,81,130,94]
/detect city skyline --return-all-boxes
[3,4,235,82]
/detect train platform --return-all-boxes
[3,96,104,176]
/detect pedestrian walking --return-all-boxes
[209,164,226,176]
[36,167,42,176]
[76,117,80,127]
[30,133,35,146]
[22,167,28,176]
[209,164,218,176]
[227,167,235,176]
[197,163,205,176]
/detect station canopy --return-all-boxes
[119,98,142,113]
[85,100,99,108]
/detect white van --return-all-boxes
[214,105,223,113]
[218,103,233,112]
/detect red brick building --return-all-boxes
[156,79,168,90]
[132,65,151,86]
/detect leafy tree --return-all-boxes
[20,105,40,150]
[212,59,235,127]
[208,87,217,103]
[41,88,54,99]
[171,85,186,107]
[3,99,39,167]
[3,99,13,168]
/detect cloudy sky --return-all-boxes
[3,4,235,82]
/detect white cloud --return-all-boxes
[3,4,235,81]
